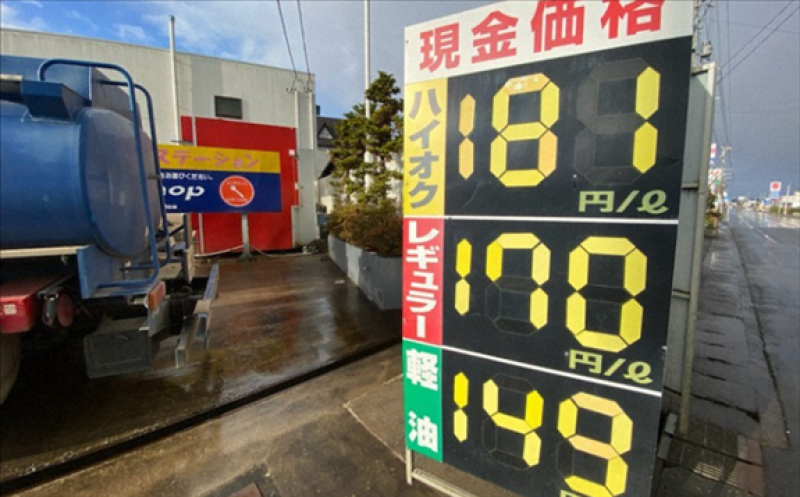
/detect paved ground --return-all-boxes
[656,211,799,497]
[0,255,399,485]
[3,212,797,497]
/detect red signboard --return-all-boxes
[403,218,445,345]
[181,116,298,254]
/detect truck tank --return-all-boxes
[0,56,159,258]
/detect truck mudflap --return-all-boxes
[174,263,219,367]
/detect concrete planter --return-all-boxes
[328,235,402,310]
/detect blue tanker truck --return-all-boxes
[0,56,218,405]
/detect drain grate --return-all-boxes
[226,483,264,497]
[211,465,281,497]
[675,418,762,465]
[666,438,763,496]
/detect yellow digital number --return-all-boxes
[566,237,646,352]
[453,372,469,442]
[491,74,560,187]
[459,95,476,179]
[575,59,661,185]
[558,393,633,497]
[483,376,544,467]
[633,67,660,174]
[455,240,472,315]
[486,233,550,331]
[455,234,550,332]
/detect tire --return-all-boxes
[0,333,22,406]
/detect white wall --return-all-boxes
[1,28,321,246]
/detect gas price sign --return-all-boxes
[402,2,693,496]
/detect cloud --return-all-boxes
[126,1,501,116]
[115,23,152,44]
[138,1,366,115]
[140,2,286,64]
[0,1,48,31]
[68,9,99,31]
[19,0,42,8]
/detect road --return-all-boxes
[727,208,799,496]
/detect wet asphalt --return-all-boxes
[656,210,798,497]
[726,210,799,496]
[0,254,399,487]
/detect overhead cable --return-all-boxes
[713,0,732,149]
[719,4,799,84]
[720,1,795,70]
[276,0,300,90]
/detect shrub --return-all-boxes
[327,200,402,257]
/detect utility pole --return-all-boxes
[784,184,792,215]
[364,0,370,120]
[692,0,713,69]
[718,145,732,213]
[169,15,181,143]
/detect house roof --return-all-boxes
[316,116,341,148]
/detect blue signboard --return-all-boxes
[158,145,282,213]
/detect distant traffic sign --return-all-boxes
[770,181,782,199]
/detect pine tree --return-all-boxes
[365,71,404,203]
[326,72,404,256]
[330,72,403,206]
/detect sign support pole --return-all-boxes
[677,64,716,436]
[239,212,253,261]
[405,449,479,497]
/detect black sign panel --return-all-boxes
[441,350,662,497]
[402,4,692,495]
[442,219,676,391]
[444,38,691,219]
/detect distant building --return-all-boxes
[316,116,342,149]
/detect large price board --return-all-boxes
[402,2,693,496]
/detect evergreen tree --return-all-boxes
[330,71,403,206]
[330,104,369,204]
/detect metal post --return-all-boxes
[678,65,717,436]
[308,85,316,150]
[168,15,181,142]
[239,212,252,261]
[364,0,370,120]
[363,0,373,165]
[292,88,301,247]
[405,448,413,485]
[784,184,792,215]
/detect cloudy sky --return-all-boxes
[1,0,797,198]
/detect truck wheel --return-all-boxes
[0,333,21,406]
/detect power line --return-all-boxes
[724,0,732,154]
[712,1,732,148]
[729,20,799,35]
[276,0,299,90]
[296,0,312,91]
[720,1,794,70]
[719,3,800,84]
